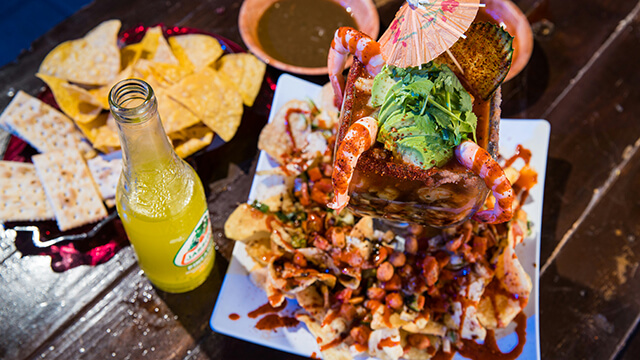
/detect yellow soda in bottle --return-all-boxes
[109,79,215,293]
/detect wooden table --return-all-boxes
[1,0,639,359]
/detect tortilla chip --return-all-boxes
[165,42,195,73]
[169,34,223,72]
[74,112,120,154]
[88,65,134,109]
[93,125,121,154]
[224,203,271,243]
[149,62,192,86]
[258,99,312,165]
[36,73,102,124]
[73,111,104,144]
[121,42,143,70]
[134,59,172,88]
[244,238,272,267]
[39,19,121,85]
[155,89,201,134]
[477,290,521,329]
[216,53,266,106]
[168,67,243,142]
[170,124,214,158]
[297,314,352,360]
[140,27,179,65]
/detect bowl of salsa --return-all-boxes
[239,0,379,75]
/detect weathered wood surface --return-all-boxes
[1,0,640,359]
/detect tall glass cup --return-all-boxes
[335,60,501,228]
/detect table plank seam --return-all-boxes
[611,312,640,360]
[540,0,640,120]
[174,1,210,27]
[523,0,546,17]
[541,135,640,275]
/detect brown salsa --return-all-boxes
[257,0,358,68]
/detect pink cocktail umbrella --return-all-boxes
[379,0,481,69]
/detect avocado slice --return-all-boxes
[396,135,453,169]
[371,69,397,107]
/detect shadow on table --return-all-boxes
[501,39,551,118]
[156,253,228,330]
[156,252,308,360]
[539,156,572,264]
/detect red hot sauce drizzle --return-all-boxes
[377,337,400,350]
[250,299,299,331]
[504,145,532,169]
[458,311,527,360]
[431,351,455,360]
[228,313,240,321]
[285,108,308,154]
[320,335,346,351]
[248,299,288,318]
[255,314,300,331]
[503,145,537,211]
[279,108,310,176]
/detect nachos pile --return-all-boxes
[224,86,536,360]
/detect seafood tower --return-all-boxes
[327,0,515,227]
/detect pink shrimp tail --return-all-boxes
[327,27,385,109]
[328,116,379,213]
[455,140,514,224]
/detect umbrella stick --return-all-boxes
[446,49,465,74]
[438,18,467,39]
[427,1,484,8]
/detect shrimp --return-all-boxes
[328,116,378,214]
[455,140,514,224]
[328,27,386,109]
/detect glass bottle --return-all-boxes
[109,79,215,293]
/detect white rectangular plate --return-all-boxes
[211,73,550,360]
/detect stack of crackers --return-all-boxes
[0,19,267,231]
[0,91,116,230]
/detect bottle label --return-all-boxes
[174,210,213,269]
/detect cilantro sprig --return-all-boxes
[372,63,477,169]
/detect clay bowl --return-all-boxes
[478,0,533,81]
[238,0,379,75]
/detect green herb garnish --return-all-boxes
[371,63,477,170]
[251,200,270,213]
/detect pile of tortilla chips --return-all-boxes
[37,19,267,158]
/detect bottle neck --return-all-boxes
[109,79,178,175]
